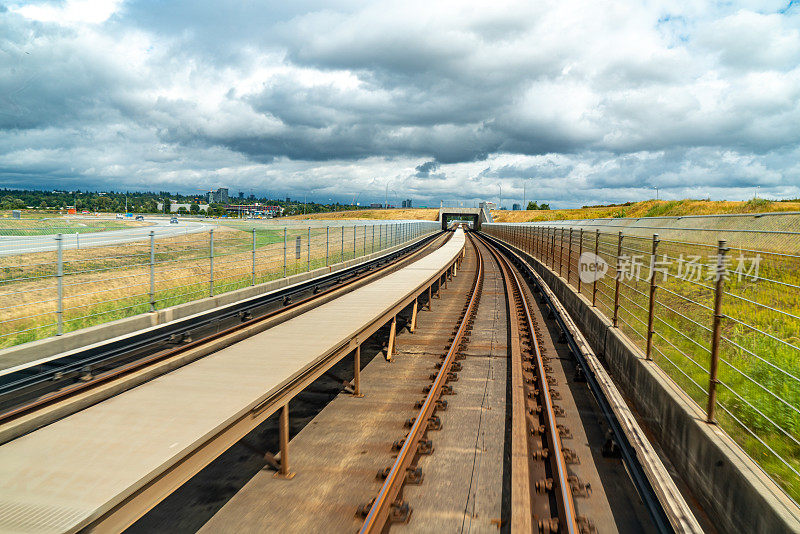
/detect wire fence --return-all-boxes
[0,221,439,351]
[483,214,800,505]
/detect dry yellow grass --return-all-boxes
[285,199,800,224]
[286,208,440,221]
[490,199,800,222]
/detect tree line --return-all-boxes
[0,188,370,217]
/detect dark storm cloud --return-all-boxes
[1,0,799,206]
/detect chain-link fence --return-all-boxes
[0,221,439,350]
[484,213,800,505]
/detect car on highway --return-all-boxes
[170,217,179,224]
[135,215,144,221]
[115,214,124,219]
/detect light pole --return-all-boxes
[654,186,659,200]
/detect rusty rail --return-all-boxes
[476,233,581,534]
[359,233,483,533]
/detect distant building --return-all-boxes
[248,194,256,200]
[479,201,497,211]
[225,204,283,217]
[369,203,383,208]
[157,200,209,213]
[238,191,244,199]
[512,203,521,211]
[286,197,291,203]
[401,199,413,208]
[206,188,229,204]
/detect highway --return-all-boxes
[0,217,215,256]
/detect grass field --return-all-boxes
[283,199,800,224]
[0,223,436,350]
[490,198,800,222]
[0,216,148,236]
[486,223,800,504]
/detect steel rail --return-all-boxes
[359,232,482,534]
[480,232,677,533]
[0,231,448,423]
[478,233,581,534]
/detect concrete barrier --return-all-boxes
[493,237,800,534]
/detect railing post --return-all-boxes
[364,224,367,255]
[353,344,363,397]
[372,225,375,253]
[353,224,357,258]
[577,229,583,293]
[209,229,214,297]
[56,233,63,335]
[551,228,556,269]
[307,227,311,272]
[341,226,344,261]
[567,227,573,283]
[252,228,256,286]
[326,226,329,266]
[646,234,660,360]
[613,231,622,327]
[76,231,79,250]
[592,230,599,306]
[283,227,287,278]
[706,240,729,424]
[558,227,564,275]
[379,224,382,251]
[150,231,156,311]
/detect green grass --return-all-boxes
[0,219,146,236]
[488,225,800,504]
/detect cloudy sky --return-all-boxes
[1,0,799,207]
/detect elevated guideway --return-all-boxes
[0,230,466,533]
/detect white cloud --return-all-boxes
[1,0,800,206]
[11,0,124,25]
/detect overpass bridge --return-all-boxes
[438,206,493,230]
[0,225,797,533]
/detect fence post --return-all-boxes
[613,231,622,327]
[307,227,311,272]
[364,224,367,255]
[558,227,564,275]
[567,228,573,283]
[76,232,79,250]
[283,227,287,278]
[551,228,556,268]
[706,240,729,424]
[150,231,156,311]
[372,225,375,253]
[646,234,660,360]
[379,224,382,251]
[353,224,357,258]
[592,230,599,306]
[577,229,583,293]
[341,226,344,261]
[326,226,329,266]
[252,228,256,286]
[209,229,214,297]
[56,233,63,335]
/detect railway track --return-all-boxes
[355,228,683,533]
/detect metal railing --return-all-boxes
[0,221,439,351]
[483,216,800,505]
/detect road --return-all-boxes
[0,217,216,256]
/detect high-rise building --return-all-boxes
[401,198,413,208]
[206,188,229,204]
[238,191,244,199]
